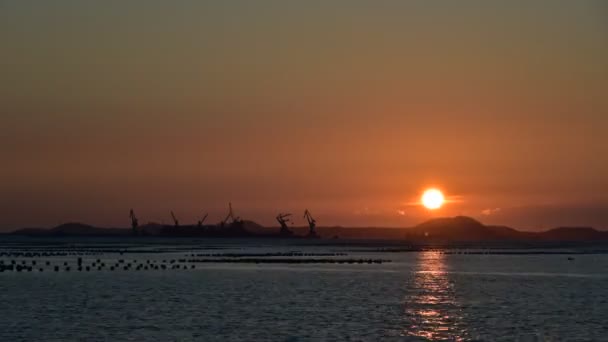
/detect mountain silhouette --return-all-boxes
[542,227,604,241]
[404,217,608,242]
[410,216,492,240]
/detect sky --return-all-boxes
[1,1,607,230]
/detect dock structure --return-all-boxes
[128,204,322,239]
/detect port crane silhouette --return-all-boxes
[221,202,242,228]
[197,213,208,227]
[170,211,179,228]
[126,204,320,238]
[129,209,139,235]
[304,209,318,238]
[276,213,293,235]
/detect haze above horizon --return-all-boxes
[1,1,607,231]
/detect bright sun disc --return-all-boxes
[421,189,445,210]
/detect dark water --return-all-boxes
[1,239,607,341]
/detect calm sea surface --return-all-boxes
[1,238,607,341]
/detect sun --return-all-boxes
[421,189,445,210]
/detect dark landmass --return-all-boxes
[11,223,131,237]
[6,216,608,243]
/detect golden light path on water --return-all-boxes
[402,251,468,341]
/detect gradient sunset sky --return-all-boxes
[1,1,607,230]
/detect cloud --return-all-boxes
[481,207,501,216]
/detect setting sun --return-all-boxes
[421,189,445,210]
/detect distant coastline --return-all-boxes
[5,216,608,243]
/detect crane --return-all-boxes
[129,209,139,235]
[304,209,318,238]
[221,202,241,227]
[170,211,179,228]
[276,213,293,235]
[197,213,208,227]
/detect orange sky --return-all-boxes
[1,1,607,230]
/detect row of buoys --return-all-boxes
[0,249,209,257]
[0,252,101,257]
[363,248,428,253]
[0,255,391,272]
[0,260,196,272]
[443,251,595,255]
[189,252,349,258]
[182,258,390,264]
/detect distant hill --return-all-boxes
[311,217,608,242]
[485,225,525,239]
[241,220,267,233]
[409,216,493,241]
[403,216,540,242]
[400,217,608,242]
[6,216,608,242]
[11,222,129,237]
[541,227,605,241]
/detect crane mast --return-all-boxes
[304,209,318,238]
[129,209,139,235]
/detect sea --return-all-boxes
[1,237,607,341]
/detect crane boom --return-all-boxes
[170,211,179,227]
[221,202,242,228]
[198,213,208,227]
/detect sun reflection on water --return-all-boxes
[402,251,468,341]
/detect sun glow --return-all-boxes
[421,189,445,210]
